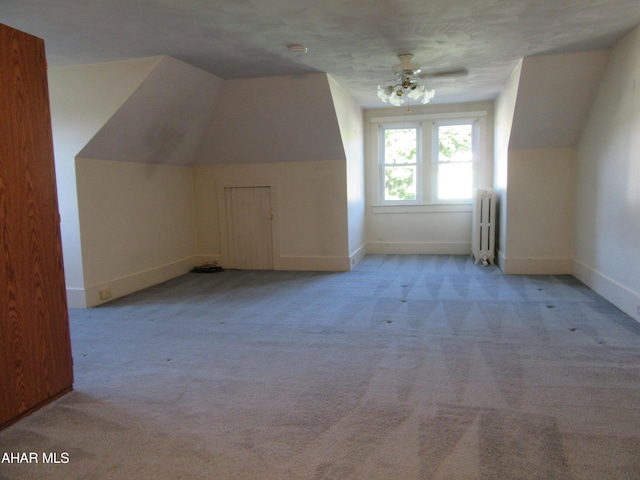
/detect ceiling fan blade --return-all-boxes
[423,68,469,79]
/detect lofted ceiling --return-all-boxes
[3,0,640,108]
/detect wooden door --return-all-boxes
[0,24,74,429]
[224,186,273,270]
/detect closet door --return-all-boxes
[0,24,74,429]
[224,186,274,270]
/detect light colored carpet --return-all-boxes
[2,254,640,479]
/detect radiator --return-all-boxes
[472,188,496,266]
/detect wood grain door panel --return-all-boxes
[1,24,73,429]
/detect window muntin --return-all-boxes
[380,126,420,202]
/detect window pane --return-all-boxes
[438,124,472,162]
[437,123,474,201]
[385,165,416,201]
[438,163,472,200]
[384,128,417,165]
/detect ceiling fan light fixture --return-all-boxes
[392,53,421,75]
[407,83,435,104]
[377,85,394,101]
[389,92,404,107]
[377,53,434,107]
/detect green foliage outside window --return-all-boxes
[385,166,416,200]
[439,125,472,162]
[438,123,474,200]
[384,128,417,200]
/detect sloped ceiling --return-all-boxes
[509,50,610,149]
[3,0,640,108]
[78,56,224,165]
[195,73,345,165]
[76,58,345,166]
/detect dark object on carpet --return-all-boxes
[191,263,224,273]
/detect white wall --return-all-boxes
[496,51,607,274]
[76,159,197,307]
[192,73,351,272]
[575,25,640,321]
[493,60,521,265]
[49,64,354,307]
[367,206,474,255]
[328,76,366,266]
[364,101,494,255]
[193,160,350,271]
[48,57,163,307]
[503,148,576,274]
[50,56,223,307]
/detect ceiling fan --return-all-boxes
[377,53,468,106]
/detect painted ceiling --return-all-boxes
[3,0,640,107]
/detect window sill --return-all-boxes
[371,203,472,214]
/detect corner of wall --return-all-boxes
[500,257,573,275]
[327,74,366,264]
[573,260,640,321]
[84,256,198,307]
[66,288,88,309]
[349,245,368,270]
[49,57,165,302]
[573,25,640,322]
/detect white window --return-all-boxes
[373,112,486,205]
[379,125,420,202]
[434,121,475,202]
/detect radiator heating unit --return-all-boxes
[472,188,496,266]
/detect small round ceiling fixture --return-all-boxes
[287,44,308,54]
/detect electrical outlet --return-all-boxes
[99,286,112,300]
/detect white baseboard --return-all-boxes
[66,288,88,309]
[499,256,573,275]
[366,241,472,256]
[276,255,351,272]
[573,259,640,322]
[349,244,367,270]
[497,249,506,271]
[84,256,198,307]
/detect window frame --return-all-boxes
[378,123,422,205]
[371,110,488,207]
[432,119,478,204]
